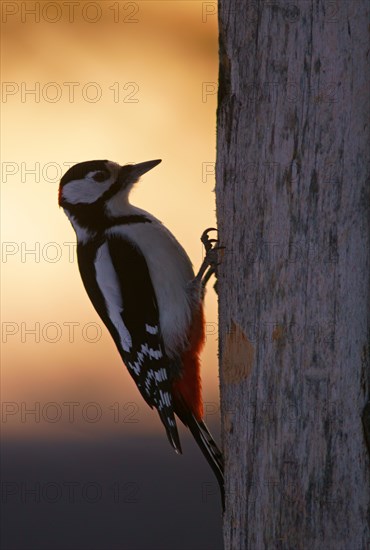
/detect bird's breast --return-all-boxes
[107,220,195,358]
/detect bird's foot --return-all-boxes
[195,228,224,293]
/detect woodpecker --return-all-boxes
[58,159,223,504]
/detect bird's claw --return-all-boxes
[201,227,218,252]
[196,228,224,294]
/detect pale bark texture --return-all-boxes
[216,1,369,549]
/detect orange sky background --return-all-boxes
[1,1,219,439]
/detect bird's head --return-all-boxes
[59,158,162,216]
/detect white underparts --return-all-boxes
[107,218,195,358]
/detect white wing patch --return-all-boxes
[107,217,194,358]
[94,242,132,352]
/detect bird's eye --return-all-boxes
[92,171,108,182]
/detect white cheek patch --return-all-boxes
[62,177,113,205]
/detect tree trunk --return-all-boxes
[216,1,370,548]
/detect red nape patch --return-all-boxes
[58,185,63,206]
[172,304,206,421]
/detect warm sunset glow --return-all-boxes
[1,1,219,439]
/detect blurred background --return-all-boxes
[1,1,223,548]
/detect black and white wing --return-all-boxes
[77,234,181,452]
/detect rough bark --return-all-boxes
[216,1,370,549]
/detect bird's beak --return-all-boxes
[133,159,162,176]
[119,159,162,184]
